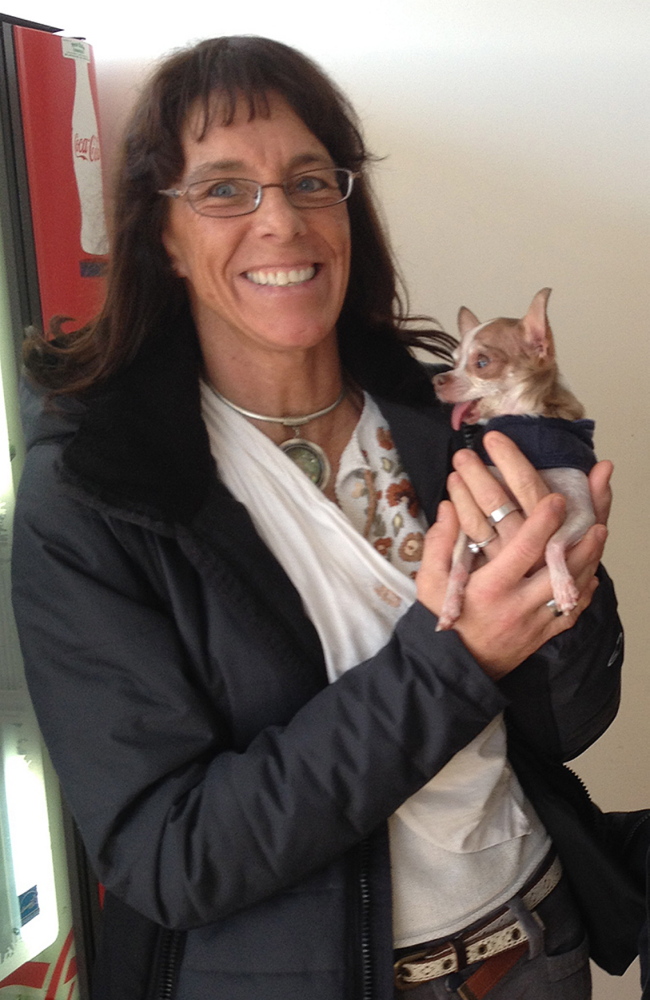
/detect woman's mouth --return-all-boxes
[244,266,317,287]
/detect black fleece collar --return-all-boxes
[62,321,213,524]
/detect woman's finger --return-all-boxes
[479,493,566,592]
[452,447,518,517]
[447,472,505,555]
[507,519,606,615]
[450,449,527,550]
[479,431,552,515]
[417,501,459,602]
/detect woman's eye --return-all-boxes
[292,174,326,194]
[205,181,241,199]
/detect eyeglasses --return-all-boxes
[158,167,358,218]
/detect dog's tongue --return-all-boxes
[451,401,477,431]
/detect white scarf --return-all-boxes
[201,385,548,944]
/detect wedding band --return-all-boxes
[487,501,522,526]
[546,599,563,618]
[467,529,498,554]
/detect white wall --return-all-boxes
[16,1,650,997]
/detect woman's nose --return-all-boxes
[253,185,308,239]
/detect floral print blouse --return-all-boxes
[335,394,429,580]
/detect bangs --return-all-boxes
[188,89,272,142]
[154,37,367,174]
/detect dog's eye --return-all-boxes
[475,355,490,369]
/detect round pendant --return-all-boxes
[280,437,331,490]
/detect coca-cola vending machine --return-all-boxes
[0,13,107,999]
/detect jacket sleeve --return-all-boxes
[499,564,623,761]
[11,444,506,930]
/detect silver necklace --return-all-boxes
[209,385,346,490]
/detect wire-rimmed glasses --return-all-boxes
[158,167,358,218]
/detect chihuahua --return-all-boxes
[433,288,596,631]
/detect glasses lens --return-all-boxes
[285,168,353,209]
[188,178,260,217]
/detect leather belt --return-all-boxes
[394,854,562,990]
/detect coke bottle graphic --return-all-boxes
[62,37,108,257]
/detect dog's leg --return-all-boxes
[545,537,582,613]
[436,530,475,631]
[541,469,596,614]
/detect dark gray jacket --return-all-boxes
[11,329,623,1000]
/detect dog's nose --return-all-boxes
[433,372,448,388]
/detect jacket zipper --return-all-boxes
[565,764,591,798]
[359,839,373,1000]
[153,849,376,1000]
[566,761,650,854]
[154,929,184,1000]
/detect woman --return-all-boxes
[12,36,623,1000]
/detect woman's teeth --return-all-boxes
[245,266,316,286]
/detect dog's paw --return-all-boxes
[547,547,580,615]
[551,579,579,615]
[436,563,470,631]
[436,598,462,631]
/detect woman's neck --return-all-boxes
[202,344,364,501]
[201,333,346,424]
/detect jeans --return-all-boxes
[393,876,591,999]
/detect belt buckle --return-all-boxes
[394,939,467,991]
[394,949,441,992]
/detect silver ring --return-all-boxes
[487,501,522,526]
[467,529,498,554]
[546,599,563,618]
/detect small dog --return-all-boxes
[433,288,596,631]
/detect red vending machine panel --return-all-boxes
[14,27,108,333]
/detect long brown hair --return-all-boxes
[26,36,454,393]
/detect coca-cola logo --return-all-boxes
[74,133,101,162]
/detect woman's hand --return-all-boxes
[416,432,610,679]
[445,432,612,560]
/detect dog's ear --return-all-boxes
[522,287,554,360]
[458,306,480,336]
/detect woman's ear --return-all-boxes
[162,231,187,278]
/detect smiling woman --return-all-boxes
[160,94,353,401]
[12,34,625,1000]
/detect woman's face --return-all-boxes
[162,93,351,367]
